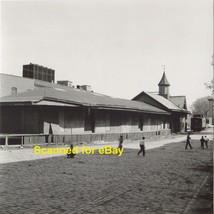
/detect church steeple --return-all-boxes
[158,72,170,99]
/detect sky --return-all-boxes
[1,0,213,108]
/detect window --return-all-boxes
[11,87,17,95]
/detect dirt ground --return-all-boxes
[189,163,213,214]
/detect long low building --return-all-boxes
[0,71,189,144]
[0,86,170,135]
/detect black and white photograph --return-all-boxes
[0,0,213,213]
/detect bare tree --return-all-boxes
[204,55,214,95]
[191,97,209,117]
[204,75,214,96]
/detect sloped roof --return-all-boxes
[133,91,188,113]
[145,92,183,111]
[0,87,169,115]
[169,96,187,109]
[158,72,170,86]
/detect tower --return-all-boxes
[23,63,55,83]
[158,71,170,99]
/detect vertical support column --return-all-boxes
[21,136,24,147]
[21,107,25,134]
[5,136,8,147]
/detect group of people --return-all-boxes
[200,136,209,149]
[185,133,209,149]
[118,135,146,157]
[67,132,210,159]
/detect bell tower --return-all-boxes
[158,69,170,99]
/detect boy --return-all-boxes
[138,137,146,156]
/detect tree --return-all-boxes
[204,55,214,95]
[191,97,210,117]
[204,78,214,95]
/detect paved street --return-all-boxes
[0,131,213,214]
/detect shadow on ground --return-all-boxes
[190,164,213,214]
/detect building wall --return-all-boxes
[0,74,35,97]
[0,73,60,98]
[0,106,22,133]
[170,112,187,133]
[142,114,170,131]
[94,110,111,133]
[41,107,60,134]
[0,105,170,135]
[109,111,139,133]
[42,107,85,134]
[22,107,42,134]
[0,106,42,134]
[69,108,85,134]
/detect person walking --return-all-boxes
[185,132,192,149]
[67,144,76,158]
[118,135,123,150]
[204,136,209,148]
[138,137,146,156]
[200,136,205,149]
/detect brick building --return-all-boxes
[23,63,55,83]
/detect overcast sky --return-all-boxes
[1,0,213,107]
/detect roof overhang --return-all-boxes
[33,100,78,107]
[92,106,170,115]
[0,100,170,115]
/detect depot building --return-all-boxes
[0,64,189,143]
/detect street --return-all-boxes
[0,130,213,214]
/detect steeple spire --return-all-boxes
[158,71,170,86]
[158,71,170,99]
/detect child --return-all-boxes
[67,144,76,158]
[118,135,123,150]
[200,136,205,149]
[204,136,209,148]
[185,132,192,149]
[138,137,145,156]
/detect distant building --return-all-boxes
[0,73,61,97]
[77,85,93,92]
[23,63,55,83]
[0,73,94,97]
[133,72,189,133]
[57,80,73,88]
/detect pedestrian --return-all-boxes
[138,137,145,156]
[67,144,76,158]
[200,136,205,149]
[204,136,209,148]
[185,132,192,149]
[118,135,123,150]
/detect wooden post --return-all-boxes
[21,136,24,146]
[5,136,8,147]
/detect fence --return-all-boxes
[0,129,171,147]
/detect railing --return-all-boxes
[0,129,171,147]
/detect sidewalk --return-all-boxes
[0,131,213,214]
[0,132,212,164]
